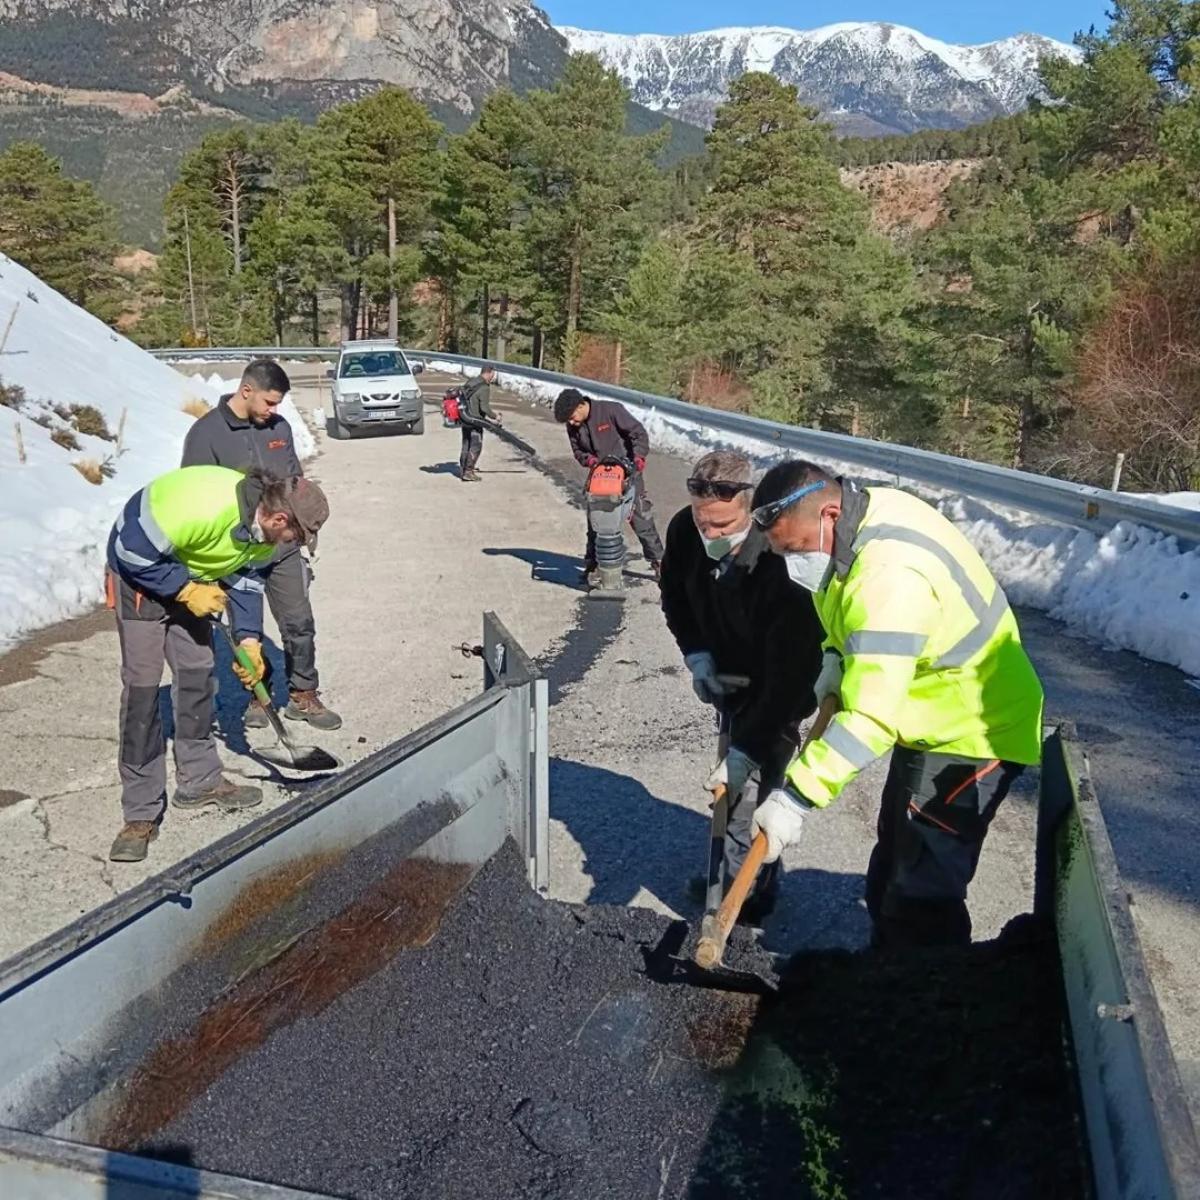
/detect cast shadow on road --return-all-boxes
[550,756,871,953]
[483,547,586,591]
[419,462,529,477]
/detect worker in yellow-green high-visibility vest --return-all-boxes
[747,460,1044,949]
[104,465,329,865]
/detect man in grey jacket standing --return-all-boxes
[181,358,342,731]
[457,365,500,482]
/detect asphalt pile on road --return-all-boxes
[138,842,1086,1199]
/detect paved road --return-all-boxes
[2,363,1197,1127]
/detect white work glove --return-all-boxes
[814,649,843,705]
[751,788,808,864]
[684,652,729,706]
[705,747,758,800]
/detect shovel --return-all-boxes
[694,694,840,973]
[644,693,839,997]
[216,619,340,773]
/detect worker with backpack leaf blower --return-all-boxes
[453,365,501,482]
[553,387,664,584]
[660,450,823,925]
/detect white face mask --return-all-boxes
[699,526,750,561]
[782,521,832,592]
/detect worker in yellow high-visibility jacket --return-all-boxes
[748,459,1044,948]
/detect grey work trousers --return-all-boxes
[460,426,484,473]
[865,746,1024,948]
[264,549,317,692]
[724,735,795,899]
[110,571,224,823]
[585,472,665,565]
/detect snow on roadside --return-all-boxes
[0,255,318,649]
[431,359,1200,678]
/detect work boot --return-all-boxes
[651,559,663,584]
[244,701,270,730]
[109,821,159,862]
[284,689,343,731]
[462,469,482,482]
[172,777,264,812]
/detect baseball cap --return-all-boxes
[282,477,330,552]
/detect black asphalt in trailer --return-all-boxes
[137,842,1085,1199]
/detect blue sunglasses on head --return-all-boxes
[751,480,826,529]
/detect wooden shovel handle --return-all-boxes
[694,694,842,969]
[696,833,768,968]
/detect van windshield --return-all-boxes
[340,351,407,378]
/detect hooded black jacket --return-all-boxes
[660,507,822,761]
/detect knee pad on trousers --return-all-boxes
[174,669,215,741]
[121,684,164,768]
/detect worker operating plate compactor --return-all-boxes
[585,456,637,600]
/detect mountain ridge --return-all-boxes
[560,20,1081,133]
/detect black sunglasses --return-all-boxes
[751,481,827,529]
[686,478,753,502]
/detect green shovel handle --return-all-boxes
[218,621,273,709]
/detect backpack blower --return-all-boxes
[585,456,636,601]
[442,389,463,427]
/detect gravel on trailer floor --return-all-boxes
[135,842,1086,1199]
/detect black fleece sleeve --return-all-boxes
[733,565,822,762]
[660,508,706,658]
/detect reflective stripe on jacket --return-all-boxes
[786,484,1044,808]
[106,466,275,638]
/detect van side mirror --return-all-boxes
[325,365,335,379]
[411,362,424,375]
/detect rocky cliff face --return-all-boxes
[0,0,567,116]
[561,22,1080,134]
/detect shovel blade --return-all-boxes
[254,743,341,772]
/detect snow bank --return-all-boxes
[431,359,1200,677]
[0,255,317,649]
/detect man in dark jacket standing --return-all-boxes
[553,387,664,580]
[660,449,823,920]
[458,365,500,482]
[181,358,341,731]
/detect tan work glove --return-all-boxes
[177,581,226,619]
[232,639,266,690]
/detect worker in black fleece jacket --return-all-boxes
[553,388,665,580]
[660,449,823,921]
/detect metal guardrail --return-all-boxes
[154,343,1200,545]
[1037,726,1200,1199]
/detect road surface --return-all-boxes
[1,361,1197,1126]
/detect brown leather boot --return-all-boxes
[109,821,159,862]
[284,689,343,731]
[172,777,264,812]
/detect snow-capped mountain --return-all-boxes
[561,22,1080,134]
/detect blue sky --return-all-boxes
[543,2,1110,45]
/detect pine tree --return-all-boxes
[0,141,124,323]
[683,73,882,422]
[429,90,534,355]
[521,54,666,370]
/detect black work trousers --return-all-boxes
[584,471,664,565]
[460,426,484,473]
[865,746,1024,949]
[264,549,318,693]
